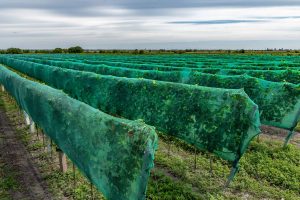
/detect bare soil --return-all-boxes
[260,125,300,148]
[0,108,53,200]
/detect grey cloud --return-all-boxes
[108,0,300,9]
[0,0,300,49]
[117,40,300,50]
[0,22,76,28]
[1,0,300,17]
[169,20,268,25]
[0,1,120,17]
[254,16,300,19]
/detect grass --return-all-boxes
[0,90,300,199]
[296,123,300,132]
[0,162,20,200]
[0,91,105,199]
[152,133,300,199]
[0,95,20,200]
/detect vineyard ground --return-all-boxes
[0,90,299,200]
[0,94,52,199]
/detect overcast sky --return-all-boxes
[0,0,300,49]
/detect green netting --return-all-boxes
[0,65,158,200]
[198,68,300,84]
[4,57,298,131]
[83,60,195,71]
[61,59,300,71]
[11,56,300,84]
[11,54,300,71]
[0,58,261,164]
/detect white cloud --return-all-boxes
[0,5,299,49]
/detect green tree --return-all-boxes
[239,49,245,53]
[6,48,23,54]
[23,49,30,53]
[133,49,139,54]
[34,49,51,54]
[68,46,84,53]
[53,48,63,53]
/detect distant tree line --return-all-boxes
[0,46,84,54]
[0,47,299,55]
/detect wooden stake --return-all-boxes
[58,150,68,173]
[30,121,36,134]
[42,131,45,147]
[90,182,94,200]
[46,137,51,154]
[23,111,30,126]
[210,155,213,177]
[73,163,76,189]
[36,124,39,139]
[50,140,53,158]
[194,147,197,170]
[1,85,5,92]
[167,142,171,157]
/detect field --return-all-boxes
[0,53,299,200]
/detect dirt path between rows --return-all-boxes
[260,125,300,148]
[0,108,53,200]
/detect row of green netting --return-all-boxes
[198,69,300,84]
[72,60,300,69]
[0,57,261,166]
[10,54,300,70]
[82,60,300,71]
[0,65,158,200]
[33,57,300,71]
[22,57,300,71]
[9,56,300,84]
[4,57,299,133]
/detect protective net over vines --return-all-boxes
[2,57,299,131]
[8,54,300,84]
[0,58,261,164]
[1,53,299,185]
[0,66,158,200]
